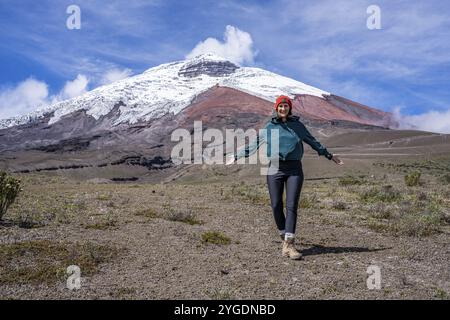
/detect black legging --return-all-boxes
[266,160,304,235]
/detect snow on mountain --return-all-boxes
[0,53,329,129]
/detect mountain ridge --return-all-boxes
[0,53,333,129]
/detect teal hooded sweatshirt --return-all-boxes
[235,113,333,162]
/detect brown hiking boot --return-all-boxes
[282,238,303,260]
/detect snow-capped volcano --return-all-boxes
[0,53,329,129]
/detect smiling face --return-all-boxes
[276,102,291,119]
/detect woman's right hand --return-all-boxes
[225,153,236,165]
[331,155,344,165]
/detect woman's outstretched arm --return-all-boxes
[300,123,332,159]
[299,122,344,165]
[226,128,267,164]
[235,131,266,160]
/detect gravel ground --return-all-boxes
[0,163,449,300]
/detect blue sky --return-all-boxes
[1,0,449,131]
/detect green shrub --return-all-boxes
[439,173,450,185]
[135,208,160,218]
[0,171,22,220]
[391,213,442,237]
[300,193,317,209]
[201,231,231,245]
[434,288,448,300]
[367,210,443,237]
[167,210,203,225]
[208,287,234,299]
[332,200,347,211]
[339,175,365,186]
[360,185,402,203]
[367,220,389,233]
[96,194,112,201]
[367,203,391,219]
[0,240,118,285]
[405,171,421,187]
[17,208,45,229]
[84,212,117,230]
[229,183,268,205]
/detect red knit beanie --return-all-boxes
[274,95,292,113]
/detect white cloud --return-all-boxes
[0,67,134,121]
[186,25,256,65]
[392,107,450,134]
[0,75,90,120]
[59,74,89,100]
[100,68,133,85]
[0,78,49,119]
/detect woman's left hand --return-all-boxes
[332,155,344,165]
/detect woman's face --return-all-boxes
[277,102,290,118]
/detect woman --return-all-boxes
[226,95,343,260]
